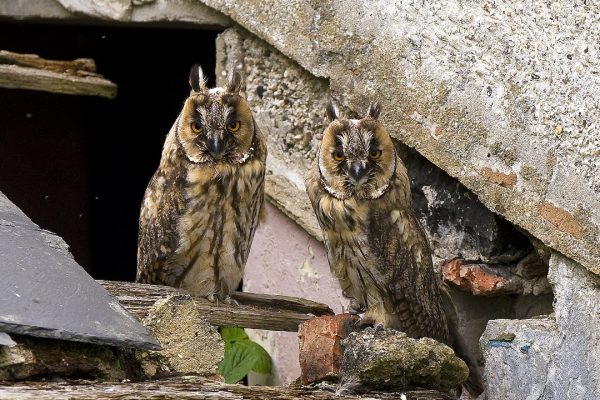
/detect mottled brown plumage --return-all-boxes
[306,102,482,396]
[136,65,266,303]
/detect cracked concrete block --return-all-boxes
[137,295,224,379]
[482,252,600,399]
[481,317,559,400]
[203,0,600,275]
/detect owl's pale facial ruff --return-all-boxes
[136,65,267,303]
[178,67,256,166]
[318,102,397,201]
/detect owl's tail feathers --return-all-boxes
[440,285,484,398]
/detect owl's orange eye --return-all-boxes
[369,149,382,160]
[227,121,241,132]
[332,150,344,161]
[191,122,203,134]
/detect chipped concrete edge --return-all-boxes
[203,1,599,275]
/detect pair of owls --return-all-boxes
[136,66,482,396]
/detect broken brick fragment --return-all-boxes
[298,313,358,385]
[442,259,509,296]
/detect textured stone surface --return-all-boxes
[0,0,230,27]
[203,0,600,274]
[216,26,535,270]
[0,334,126,381]
[482,252,600,399]
[298,314,357,385]
[137,295,224,379]
[340,327,468,393]
[481,317,559,400]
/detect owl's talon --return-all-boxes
[223,296,239,306]
[348,301,366,315]
[354,316,376,329]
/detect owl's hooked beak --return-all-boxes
[207,134,226,160]
[348,161,369,185]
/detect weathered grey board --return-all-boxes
[0,191,159,350]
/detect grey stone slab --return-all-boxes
[0,192,159,350]
[481,317,559,400]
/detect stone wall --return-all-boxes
[202,0,600,276]
[482,252,600,399]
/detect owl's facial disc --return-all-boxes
[178,91,255,165]
[319,116,395,200]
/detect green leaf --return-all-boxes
[248,341,272,374]
[220,327,249,344]
[218,327,273,383]
[218,341,259,383]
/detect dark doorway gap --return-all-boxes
[0,22,219,281]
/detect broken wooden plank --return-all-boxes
[0,376,457,399]
[231,291,334,316]
[0,50,97,75]
[99,280,333,332]
[0,64,117,98]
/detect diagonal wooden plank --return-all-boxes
[99,280,333,332]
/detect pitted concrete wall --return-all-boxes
[203,0,600,274]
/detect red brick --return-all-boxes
[298,314,357,384]
[442,258,509,295]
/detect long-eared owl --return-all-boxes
[305,102,482,396]
[136,65,267,303]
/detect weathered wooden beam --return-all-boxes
[99,281,334,332]
[0,64,117,98]
[0,50,97,74]
[0,376,457,399]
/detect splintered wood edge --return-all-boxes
[0,64,117,98]
[0,376,457,399]
[0,50,97,73]
[99,280,332,332]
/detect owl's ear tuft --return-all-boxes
[226,70,243,93]
[189,64,206,93]
[368,101,381,119]
[325,102,339,122]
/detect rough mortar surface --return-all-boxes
[203,0,600,274]
[138,295,224,379]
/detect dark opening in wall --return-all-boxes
[0,22,219,281]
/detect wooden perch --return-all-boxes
[0,50,117,98]
[0,50,97,75]
[0,376,457,399]
[99,281,334,332]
